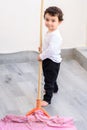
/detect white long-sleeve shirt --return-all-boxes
[40,29,62,63]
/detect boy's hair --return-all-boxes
[44,6,63,22]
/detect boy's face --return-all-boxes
[44,13,61,32]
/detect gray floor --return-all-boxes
[0,52,87,130]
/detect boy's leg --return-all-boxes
[54,81,58,93]
[42,59,60,104]
[54,62,61,93]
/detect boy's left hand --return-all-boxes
[37,55,42,61]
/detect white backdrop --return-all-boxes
[0,0,86,53]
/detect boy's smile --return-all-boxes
[44,13,60,32]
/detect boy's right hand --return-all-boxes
[38,47,41,52]
[37,55,42,61]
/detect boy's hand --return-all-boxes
[37,55,42,61]
[38,47,41,52]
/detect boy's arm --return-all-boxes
[37,55,42,61]
[39,36,62,60]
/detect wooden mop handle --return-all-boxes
[37,0,44,100]
[40,0,44,51]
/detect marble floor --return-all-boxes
[0,56,87,130]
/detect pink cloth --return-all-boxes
[0,110,77,130]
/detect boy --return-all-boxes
[38,6,63,106]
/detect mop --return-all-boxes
[26,0,50,117]
[0,0,77,130]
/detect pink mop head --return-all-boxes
[0,110,77,130]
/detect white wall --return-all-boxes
[0,0,86,53]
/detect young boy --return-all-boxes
[38,6,63,106]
